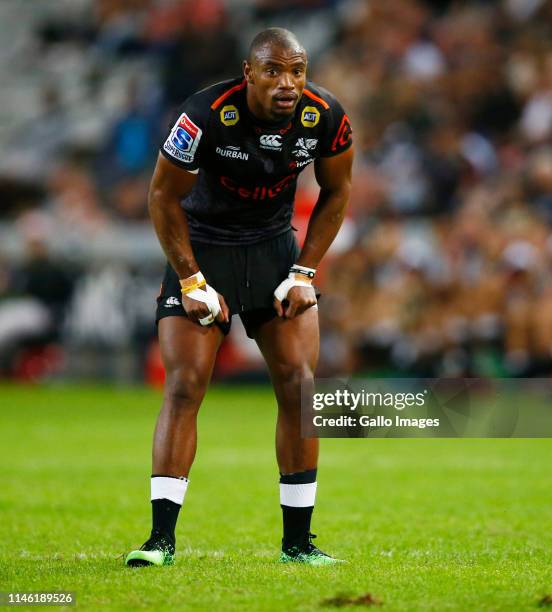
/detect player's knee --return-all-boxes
[164,368,207,410]
[275,364,314,404]
[281,364,314,387]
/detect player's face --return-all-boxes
[245,44,307,122]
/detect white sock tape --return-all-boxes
[151,476,189,505]
[279,482,317,507]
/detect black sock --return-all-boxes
[151,499,181,543]
[280,468,317,550]
[150,474,188,543]
[281,505,314,550]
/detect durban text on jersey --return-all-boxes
[216,146,249,160]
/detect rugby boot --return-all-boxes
[125,529,175,567]
[279,533,344,566]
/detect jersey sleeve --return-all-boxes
[159,96,207,172]
[319,94,353,158]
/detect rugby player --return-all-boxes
[125,27,353,567]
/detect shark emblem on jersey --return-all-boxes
[292,138,317,159]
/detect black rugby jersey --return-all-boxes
[160,77,352,245]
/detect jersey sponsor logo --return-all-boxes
[301,106,320,127]
[331,114,352,151]
[259,134,282,151]
[163,113,202,163]
[216,145,249,161]
[220,104,239,126]
[289,158,313,170]
[220,173,296,200]
[292,137,318,158]
[164,296,181,308]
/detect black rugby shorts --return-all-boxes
[156,229,303,338]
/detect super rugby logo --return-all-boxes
[163,113,202,163]
[220,105,239,126]
[301,106,320,127]
[259,134,282,151]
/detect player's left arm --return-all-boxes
[299,146,354,269]
[274,146,354,318]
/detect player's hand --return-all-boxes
[273,275,317,319]
[277,285,317,318]
[180,271,229,326]
[182,286,230,326]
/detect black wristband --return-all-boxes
[289,265,316,279]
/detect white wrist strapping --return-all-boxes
[180,271,221,326]
[274,265,317,302]
[186,285,221,325]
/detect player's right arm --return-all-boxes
[149,154,199,279]
[148,154,229,324]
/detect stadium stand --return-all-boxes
[0,0,551,380]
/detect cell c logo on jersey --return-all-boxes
[301,106,320,128]
[220,105,239,126]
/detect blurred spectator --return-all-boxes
[102,78,158,179]
[45,161,108,237]
[1,0,552,380]
[0,218,76,378]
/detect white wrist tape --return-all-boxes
[274,275,313,302]
[186,284,221,326]
[180,271,206,294]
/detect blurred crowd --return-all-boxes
[0,0,551,381]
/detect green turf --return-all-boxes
[0,384,550,611]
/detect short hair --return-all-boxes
[247,28,305,63]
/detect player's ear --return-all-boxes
[243,60,254,84]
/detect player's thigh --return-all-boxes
[159,316,224,382]
[254,307,319,378]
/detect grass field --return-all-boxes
[0,384,551,611]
